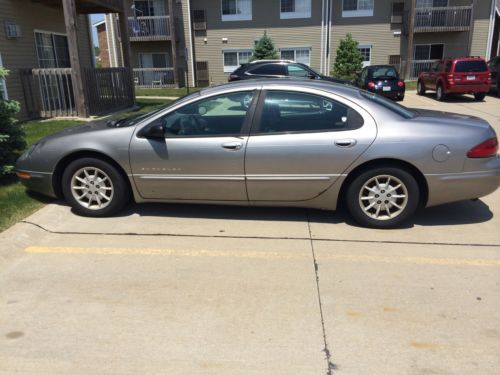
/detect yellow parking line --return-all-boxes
[25,246,500,267]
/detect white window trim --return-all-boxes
[279,47,311,66]
[221,0,252,22]
[223,49,253,73]
[280,0,311,19]
[342,1,374,18]
[0,53,8,100]
[358,44,372,67]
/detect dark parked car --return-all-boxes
[417,57,491,101]
[228,60,347,84]
[487,56,500,96]
[353,65,405,101]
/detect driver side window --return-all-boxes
[287,64,311,77]
[155,91,255,137]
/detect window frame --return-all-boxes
[280,0,312,19]
[223,49,253,73]
[0,53,8,100]
[342,0,374,18]
[221,0,252,21]
[251,89,365,135]
[357,45,372,67]
[34,29,70,68]
[138,52,170,68]
[279,47,311,66]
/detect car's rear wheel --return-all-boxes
[436,84,445,101]
[474,92,486,101]
[417,80,425,95]
[345,167,420,229]
[62,157,130,217]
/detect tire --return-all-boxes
[417,80,425,95]
[345,167,420,229]
[62,157,130,217]
[474,92,486,101]
[436,84,445,101]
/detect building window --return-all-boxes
[414,44,444,60]
[358,45,371,67]
[280,0,311,19]
[342,0,374,17]
[280,48,310,65]
[35,31,70,68]
[416,0,448,8]
[223,50,252,72]
[139,53,170,68]
[0,53,7,100]
[221,0,252,21]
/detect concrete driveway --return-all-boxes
[0,92,499,374]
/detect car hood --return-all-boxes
[410,108,491,130]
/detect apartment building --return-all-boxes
[0,0,135,120]
[101,0,499,87]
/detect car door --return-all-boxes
[428,61,442,90]
[129,89,258,201]
[245,88,377,202]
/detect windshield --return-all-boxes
[360,91,415,119]
[454,60,487,73]
[370,67,399,79]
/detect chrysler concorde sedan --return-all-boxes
[16,80,500,228]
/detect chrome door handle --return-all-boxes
[222,142,243,150]
[335,139,357,148]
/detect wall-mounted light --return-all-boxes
[222,37,228,44]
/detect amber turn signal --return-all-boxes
[16,171,32,180]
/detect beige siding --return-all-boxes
[413,32,469,58]
[180,0,195,86]
[471,19,492,57]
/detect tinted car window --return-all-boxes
[360,91,414,119]
[287,64,312,77]
[156,91,254,137]
[369,67,398,79]
[454,60,488,72]
[258,91,364,134]
[249,64,286,76]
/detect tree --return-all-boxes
[332,33,363,80]
[251,31,279,61]
[0,67,25,176]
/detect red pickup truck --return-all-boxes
[417,57,491,101]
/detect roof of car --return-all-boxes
[247,59,295,64]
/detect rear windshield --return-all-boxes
[360,91,415,119]
[454,60,487,73]
[369,67,399,79]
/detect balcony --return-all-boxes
[128,16,171,42]
[133,68,176,88]
[32,0,123,14]
[405,6,473,33]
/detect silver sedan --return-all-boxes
[16,80,500,228]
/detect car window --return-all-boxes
[369,67,398,79]
[249,64,286,76]
[360,91,415,119]
[155,91,255,137]
[454,60,487,72]
[287,64,312,77]
[257,91,364,134]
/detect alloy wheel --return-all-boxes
[70,167,114,210]
[358,175,408,221]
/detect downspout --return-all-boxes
[87,15,96,67]
[326,0,332,75]
[320,0,325,74]
[486,0,496,59]
[186,0,196,86]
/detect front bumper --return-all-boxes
[16,170,57,198]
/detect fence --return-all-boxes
[133,68,176,88]
[128,16,171,41]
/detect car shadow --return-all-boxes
[421,93,484,103]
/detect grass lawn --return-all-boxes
[0,99,168,233]
[405,80,417,91]
[135,87,201,97]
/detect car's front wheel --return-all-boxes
[62,157,130,217]
[345,167,420,229]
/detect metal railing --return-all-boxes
[133,68,176,88]
[409,60,435,80]
[128,16,171,41]
[413,6,472,32]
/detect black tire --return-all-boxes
[345,167,420,229]
[417,80,425,95]
[62,157,130,217]
[436,83,445,101]
[474,92,486,101]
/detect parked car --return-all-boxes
[417,57,491,101]
[228,59,347,84]
[16,80,500,229]
[353,65,405,101]
[487,56,500,97]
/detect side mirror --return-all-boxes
[139,124,165,139]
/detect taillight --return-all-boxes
[397,81,404,87]
[447,74,455,84]
[367,82,376,88]
[467,137,498,158]
[488,73,492,84]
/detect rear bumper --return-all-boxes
[445,83,490,94]
[426,158,500,207]
[367,88,405,99]
[16,170,57,198]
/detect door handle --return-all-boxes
[221,142,243,150]
[335,139,357,148]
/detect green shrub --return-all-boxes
[0,67,25,175]
[251,31,279,61]
[332,33,364,81]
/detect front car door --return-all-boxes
[129,89,258,201]
[245,87,377,202]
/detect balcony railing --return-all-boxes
[133,68,176,88]
[412,6,472,32]
[409,60,435,80]
[128,16,171,41]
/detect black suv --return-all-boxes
[228,60,347,84]
[488,56,500,97]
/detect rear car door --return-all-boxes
[129,89,258,201]
[244,88,377,202]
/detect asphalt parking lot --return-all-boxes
[1,91,499,374]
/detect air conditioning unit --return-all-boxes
[192,10,207,31]
[391,2,404,24]
[5,21,21,39]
